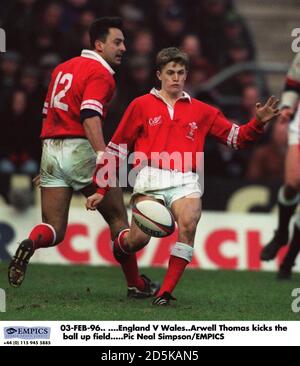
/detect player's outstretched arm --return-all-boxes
[255,96,280,125]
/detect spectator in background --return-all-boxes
[19,66,44,152]
[2,0,38,57]
[19,66,40,96]
[204,84,260,180]
[185,66,209,97]
[196,0,231,68]
[225,38,251,66]
[218,69,258,101]
[226,84,260,123]
[29,2,64,63]
[62,8,95,58]
[0,52,21,100]
[154,5,187,50]
[39,53,61,92]
[130,29,155,59]
[148,0,179,24]
[180,34,203,62]
[205,139,251,179]
[63,0,91,31]
[0,88,39,209]
[223,12,255,61]
[124,29,156,76]
[124,56,154,101]
[180,34,215,96]
[246,120,287,183]
[0,89,40,178]
[119,2,145,52]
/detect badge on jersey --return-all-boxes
[186,122,198,140]
[148,115,162,127]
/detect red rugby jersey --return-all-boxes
[41,50,115,139]
[94,89,265,194]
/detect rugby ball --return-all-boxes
[132,200,175,238]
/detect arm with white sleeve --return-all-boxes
[209,96,280,149]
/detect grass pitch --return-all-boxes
[0,263,299,320]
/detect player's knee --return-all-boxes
[127,233,150,252]
[102,210,128,229]
[178,219,198,242]
[180,216,199,231]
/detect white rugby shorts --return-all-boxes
[132,166,203,208]
[40,138,96,191]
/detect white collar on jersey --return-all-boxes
[150,88,191,103]
[81,49,115,75]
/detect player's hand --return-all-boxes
[86,193,103,210]
[255,96,280,125]
[277,107,293,124]
[32,174,41,188]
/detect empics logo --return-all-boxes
[0,28,6,52]
[4,327,51,339]
[0,288,6,312]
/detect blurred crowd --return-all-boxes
[0,0,286,206]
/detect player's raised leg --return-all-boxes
[8,187,73,287]
[153,195,201,305]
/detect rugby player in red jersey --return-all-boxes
[8,17,159,298]
[87,47,280,305]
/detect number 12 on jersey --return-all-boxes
[50,72,73,111]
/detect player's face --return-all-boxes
[100,28,126,66]
[157,62,187,97]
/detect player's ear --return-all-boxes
[156,70,161,81]
[95,39,104,52]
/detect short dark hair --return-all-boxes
[89,17,123,49]
[156,47,189,71]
